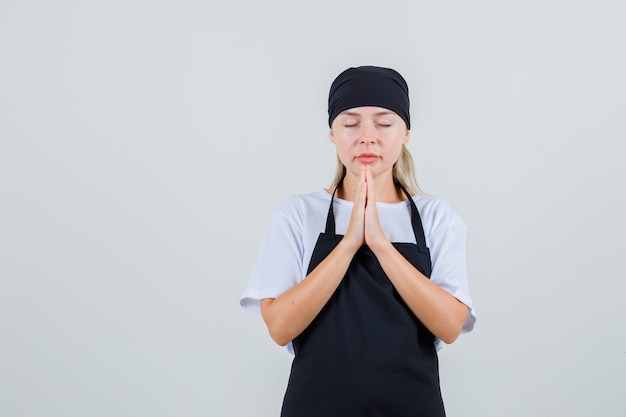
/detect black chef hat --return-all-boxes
[328,66,410,129]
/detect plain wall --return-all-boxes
[1,0,625,416]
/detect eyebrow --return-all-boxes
[340,110,395,117]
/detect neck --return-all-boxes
[335,171,406,203]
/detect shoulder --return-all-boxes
[272,189,331,219]
[412,193,466,234]
[266,189,331,231]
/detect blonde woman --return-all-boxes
[241,66,476,417]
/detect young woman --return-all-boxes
[240,66,476,417]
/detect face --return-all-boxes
[330,106,410,179]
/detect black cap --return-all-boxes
[328,66,410,129]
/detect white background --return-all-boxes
[1,1,625,416]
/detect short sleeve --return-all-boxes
[240,206,304,315]
[423,198,477,350]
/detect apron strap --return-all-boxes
[324,172,344,239]
[395,179,429,253]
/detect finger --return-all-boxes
[361,165,367,187]
[365,165,375,203]
[365,169,378,223]
[358,166,367,209]
[363,166,386,248]
[345,167,367,248]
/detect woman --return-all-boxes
[240,66,476,416]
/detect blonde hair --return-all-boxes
[330,144,423,195]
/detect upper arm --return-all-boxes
[424,199,476,334]
[259,298,275,320]
[239,208,304,314]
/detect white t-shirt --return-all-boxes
[240,188,477,352]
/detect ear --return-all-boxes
[329,128,336,144]
[403,129,411,145]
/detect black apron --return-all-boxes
[281,182,445,417]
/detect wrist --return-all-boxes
[368,238,392,256]
[337,237,362,255]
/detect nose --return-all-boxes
[359,122,376,144]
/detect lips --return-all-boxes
[356,153,380,163]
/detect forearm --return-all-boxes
[260,240,358,346]
[372,241,469,344]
